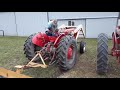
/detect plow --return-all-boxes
[0,24,86,78]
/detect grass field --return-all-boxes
[0,36,120,78]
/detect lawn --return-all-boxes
[0,36,120,78]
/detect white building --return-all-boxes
[0,12,119,38]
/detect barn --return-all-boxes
[0,12,119,38]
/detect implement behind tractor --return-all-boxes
[0,68,31,78]
[0,24,86,78]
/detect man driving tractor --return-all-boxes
[46,19,59,37]
[116,25,120,37]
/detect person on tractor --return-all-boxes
[115,25,120,49]
[45,19,59,37]
[116,26,120,37]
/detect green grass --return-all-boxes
[0,36,27,69]
[58,38,120,78]
[0,36,61,78]
[1,36,120,78]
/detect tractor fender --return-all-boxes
[32,32,49,47]
[54,34,65,48]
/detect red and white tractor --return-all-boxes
[22,24,86,71]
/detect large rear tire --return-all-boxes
[97,33,108,75]
[24,33,41,61]
[56,35,77,71]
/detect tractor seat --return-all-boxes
[45,31,52,36]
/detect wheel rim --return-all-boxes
[83,46,85,52]
[67,45,73,60]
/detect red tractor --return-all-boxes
[23,24,86,71]
[96,26,120,74]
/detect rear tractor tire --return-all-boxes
[24,33,41,61]
[96,33,108,75]
[56,35,77,71]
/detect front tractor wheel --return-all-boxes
[56,35,77,71]
[24,33,41,61]
[97,33,108,75]
[80,41,86,54]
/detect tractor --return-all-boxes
[96,25,120,74]
[22,24,86,71]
